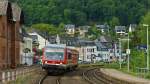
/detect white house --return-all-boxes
[96,42,110,62]
[79,41,97,63]
[65,24,75,35]
[115,26,126,35]
[22,37,33,65]
[96,24,109,33]
[78,26,90,38]
[129,24,137,32]
[84,46,97,62]
[29,32,49,49]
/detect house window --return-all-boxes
[87,55,91,59]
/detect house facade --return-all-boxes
[96,24,109,33]
[115,26,126,35]
[0,1,23,69]
[129,24,137,32]
[78,26,90,38]
[29,32,49,49]
[78,41,97,63]
[65,24,75,35]
[21,37,33,65]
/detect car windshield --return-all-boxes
[45,52,64,60]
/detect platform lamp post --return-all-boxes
[143,24,149,70]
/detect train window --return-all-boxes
[68,53,72,59]
[45,52,64,60]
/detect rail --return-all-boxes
[82,68,110,84]
[39,73,62,84]
[82,68,134,84]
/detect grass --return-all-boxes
[79,63,104,68]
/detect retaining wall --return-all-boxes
[0,66,41,84]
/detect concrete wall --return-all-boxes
[0,7,22,69]
[0,15,10,69]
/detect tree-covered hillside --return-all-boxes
[10,0,149,26]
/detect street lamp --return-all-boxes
[143,24,149,70]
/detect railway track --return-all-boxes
[39,73,62,84]
[83,68,112,84]
[39,68,115,84]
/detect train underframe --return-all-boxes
[42,64,78,73]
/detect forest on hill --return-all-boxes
[9,0,149,26]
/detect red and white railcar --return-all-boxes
[42,44,78,72]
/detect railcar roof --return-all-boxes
[45,44,66,49]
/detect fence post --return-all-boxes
[12,71,14,81]
[7,71,10,81]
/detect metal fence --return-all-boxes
[0,66,40,84]
[136,67,149,78]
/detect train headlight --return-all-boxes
[45,61,47,64]
[60,62,62,64]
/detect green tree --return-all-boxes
[109,17,120,28]
[58,23,65,35]
[63,9,71,23]
[140,11,150,26]
[138,11,150,44]
[130,50,146,71]
[15,0,148,26]
[87,25,101,40]
[109,17,120,40]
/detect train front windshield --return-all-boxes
[45,52,64,60]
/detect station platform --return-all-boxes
[100,68,150,84]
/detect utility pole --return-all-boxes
[119,38,122,69]
[143,24,149,70]
[147,25,149,70]
[127,32,130,72]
